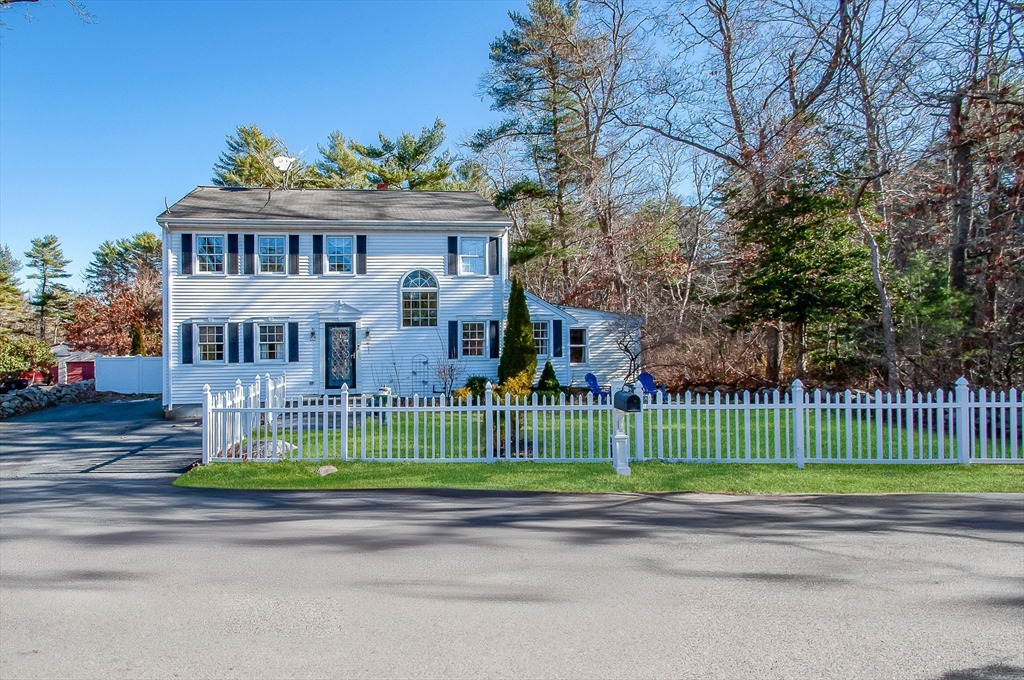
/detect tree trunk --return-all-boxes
[852,174,899,394]
[794,321,807,380]
[949,93,973,291]
[766,323,783,384]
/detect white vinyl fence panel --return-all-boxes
[202,376,1022,465]
[95,356,162,394]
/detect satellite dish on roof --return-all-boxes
[273,156,296,172]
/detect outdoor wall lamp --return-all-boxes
[309,329,317,341]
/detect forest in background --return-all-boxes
[2,0,1021,392]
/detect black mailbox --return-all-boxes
[613,390,642,413]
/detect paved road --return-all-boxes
[1,404,1022,679]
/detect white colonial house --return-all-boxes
[158,187,635,416]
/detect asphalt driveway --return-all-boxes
[0,403,1022,679]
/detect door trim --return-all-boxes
[323,322,356,390]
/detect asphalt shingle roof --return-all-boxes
[158,187,510,224]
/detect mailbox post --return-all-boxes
[609,378,641,476]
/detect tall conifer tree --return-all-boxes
[24,235,71,340]
[498,279,537,384]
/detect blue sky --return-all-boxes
[0,0,524,289]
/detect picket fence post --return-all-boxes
[202,384,211,465]
[791,379,805,469]
[340,384,349,461]
[485,382,494,463]
[633,382,645,462]
[955,377,971,464]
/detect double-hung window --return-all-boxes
[461,322,485,357]
[196,236,224,273]
[258,236,285,274]
[259,324,285,361]
[569,328,587,364]
[459,237,486,275]
[197,325,224,362]
[326,236,354,273]
[533,322,549,357]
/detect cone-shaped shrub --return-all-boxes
[498,278,537,384]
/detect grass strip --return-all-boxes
[174,461,1024,494]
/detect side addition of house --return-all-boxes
[158,187,635,416]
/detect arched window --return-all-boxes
[401,270,438,327]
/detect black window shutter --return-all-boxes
[356,235,367,274]
[288,322,299,362]
[447,236,458,275]
[226,234,239,275]
[552,319,563,358]
[312,235,324,275]
[243,235,255,275]
[227,323,240,363]
[181,323,193,364]
[288,235,299,275]
[488,237,500,276]
[243,322,254,363]
[448,320,459,360]
[180,234,193,275]
[489,320,500,359]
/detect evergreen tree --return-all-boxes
[725,182,875,379]
[316,132,370,189]
[83,232,161,292]
[212,125,317,188]
[471,0,589,270]
[498,279,537,383]
[0,244,27,331]
[348,118,458,190]
[24,235,71,340]
[535,360,561,398]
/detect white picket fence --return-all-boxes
[201,375,1022,465]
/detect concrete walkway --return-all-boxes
[1,403,1022,679]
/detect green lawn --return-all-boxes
[174,460,1024,494]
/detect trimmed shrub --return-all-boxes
[534,361,561,401]
[497,278,536,384]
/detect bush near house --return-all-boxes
[0,333,54,379]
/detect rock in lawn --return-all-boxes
[316,465,338,477]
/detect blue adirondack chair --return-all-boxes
[584,373,610,401]
[638,372,667,399]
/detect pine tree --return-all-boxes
[316,132,370,189]
[0,244,27,331]
[498,279,537,384]
[348,118,458,190]
[212,125,318,188]
[24,235,71,340]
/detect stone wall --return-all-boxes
[0,380,96,420]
